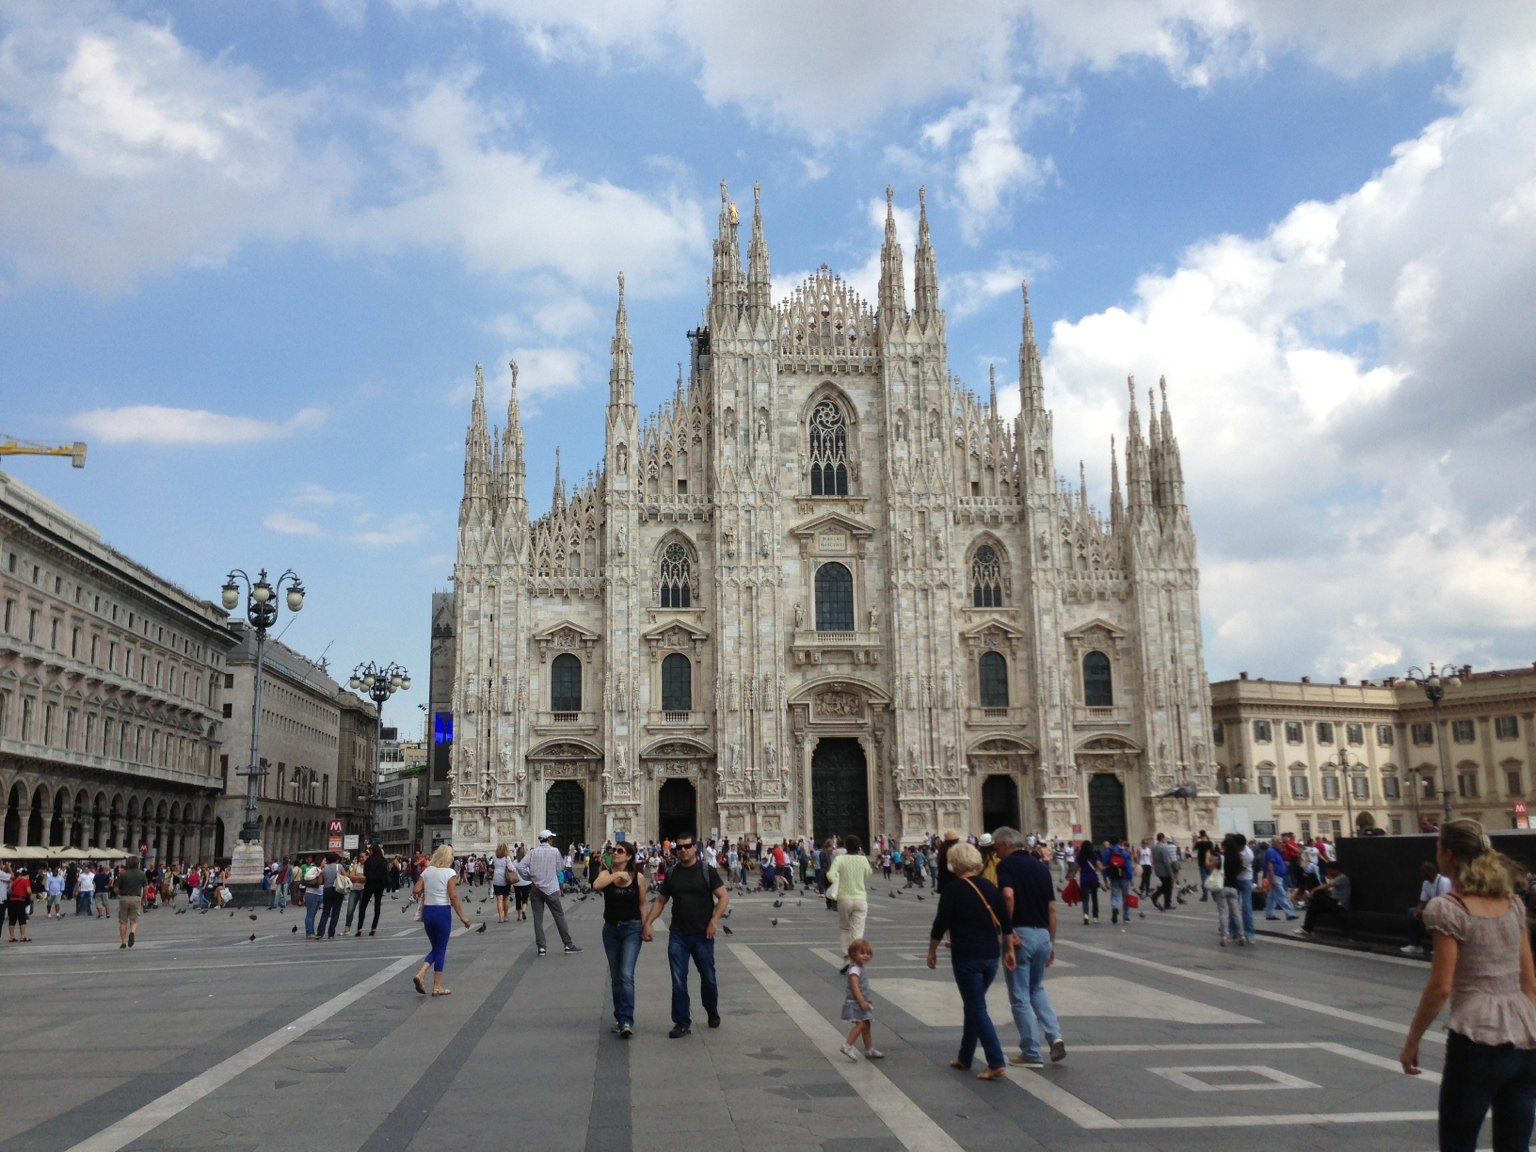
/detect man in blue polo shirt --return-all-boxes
[995,827,1066,1069]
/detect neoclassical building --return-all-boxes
[449,183,1216,851]
[0,469,234,863]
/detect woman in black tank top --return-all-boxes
[593,843,649,1038]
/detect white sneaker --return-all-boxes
[840,1043,858,1062]
[864,1048,885,1059]
[1400,944,1425,956]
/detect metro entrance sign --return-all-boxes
[327,818,344,851]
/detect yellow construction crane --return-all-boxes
[0,436,86,468]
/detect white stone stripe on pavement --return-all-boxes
[62,955,416,1152]
[730,942,967,1152]
[1058,938,1447,1045]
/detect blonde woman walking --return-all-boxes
[412,845,473,997]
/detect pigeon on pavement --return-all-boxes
[475,922,487,934]
[249,914,258,921]
[249,934,257,942]
[721,924,734,935]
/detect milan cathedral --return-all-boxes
[449,183,1216,852]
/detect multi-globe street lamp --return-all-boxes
[1320,746,1367,837]
[1402,663,1462,826]
[350,661,410,846]
[221,568,304,890]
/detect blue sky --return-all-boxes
[2,1,1532,730]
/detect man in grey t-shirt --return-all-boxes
[1297,863,1349,937]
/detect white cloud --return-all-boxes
[945,252,1051,321]
[352,513,429,547]
[1041,22,1536,679]
[917,89,1056,243]
[291,483,362,509]
[264,511,324,536]
[70,405,327,445]
[0,8,706,296]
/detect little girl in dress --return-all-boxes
[839,938,884,1060]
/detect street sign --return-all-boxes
[1515,802,1529,829]
[343,835,360,850]
[327,818,344,851]
[138,840,148,854]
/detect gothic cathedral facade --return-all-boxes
[449,183,1217,852]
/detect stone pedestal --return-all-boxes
[226,841,267,907]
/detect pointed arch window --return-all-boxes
[659,542,692,608]
[1083,651,1113,707]
[971,544,1003,607]
[551,654,582,712]
[814,562,854,631]
[978,652,1009,709]
[661,653,692,712]
[808,399,849,496]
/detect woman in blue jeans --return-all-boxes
[593,842,648,1038]
[1402,818,1536,1152]
[927,842,1016,1080]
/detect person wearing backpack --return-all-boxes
[1101,839,1135,929]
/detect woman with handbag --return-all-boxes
[926,841,1016,1080]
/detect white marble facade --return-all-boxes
[449,183,1217,852]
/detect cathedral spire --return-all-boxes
[877,186,907,331]
[746,181,771,317]
[913,186,939,327]
[711,178,743,314]
[1019,280,1045,413]
[552,444,565,511]
[1109,434,1124,533]
[1158,374,1186,509]
[460,362,493,525]
[988,363,998,420]
[609,273,634,408]
[1078,460,1088,512]
[500,359,526,510]
[1126,376,1153,518]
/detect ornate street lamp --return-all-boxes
[351,661,410,846]
[221,568,304,887]
[1402,663,1462,826]
[1321,747,1366,836]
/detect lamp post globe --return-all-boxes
[1403,663,1462,826]
[352,660,409,850]
[220,567,305,901]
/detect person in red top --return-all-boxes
[772,842,790,892]
[7,864,33,942]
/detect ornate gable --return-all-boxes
[532,620,600,662]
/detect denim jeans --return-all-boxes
[1216,887,1242,940]
[270,882,288,910]
[1007,928,1061,1062]
[1198,865,1211,900]
[1109,877,1133,922]
[1236,878,1256,940]
[1440,1029,1536,1152]
[318,889,343,938]
[602,919,643,1027]
[666,930,719,1027]
[1264,875,1296,918]
[303,889,323,936]
[951,956,1005,1070]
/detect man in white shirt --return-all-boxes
[1402,861,1454,956]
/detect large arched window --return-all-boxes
[808,399,849,496]
[814,562,854,631]
[1083,651,1113,707]
[659,542,692,608]
[661,653,692,712]
[551,653,583,712]
[971,544,1003,608]
[978,651,1009,708]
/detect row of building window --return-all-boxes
[544,649,1111,713]
[1254,770,1525,801]
[1221,716,1523,747]
[650,541,1014,612]
[3,596,214,706]
[0,690,206,773]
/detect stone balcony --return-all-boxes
[533,710,600,734]
[1071,704,1132,729]
[645,709,711,735]
[789,628,881,666]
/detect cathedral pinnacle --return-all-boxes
[609,273,634,407]
[878,186,907,331]
[459,362,493,526]
[552,445,565,510]
[711,178,743,313]
[1018,280,1045,413]
[914,185,939,326]
[747,180,771,315]
[500,359,527,512]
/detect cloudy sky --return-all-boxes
[2,1,1532,731]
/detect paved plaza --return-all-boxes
[0,881,1465,1152]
